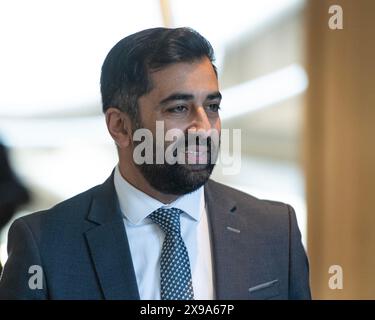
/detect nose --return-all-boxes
[189,106,211,133]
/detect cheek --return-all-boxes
[212,118,221,131]
[137,111,159,135]
[162,117,186,130]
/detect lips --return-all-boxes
[185,145,209,164]
[185,145,208,154]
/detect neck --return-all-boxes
[118,159,179,204]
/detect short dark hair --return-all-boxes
[100,27,216,123]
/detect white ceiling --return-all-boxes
[0,0,163,116]
[0,0,305,117]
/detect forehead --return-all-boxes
[147,58,219,100]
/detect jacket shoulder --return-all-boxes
[206,179,291,213]
[16,183,101,233]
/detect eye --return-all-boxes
[206,104,220,113]
[168,105,188,113]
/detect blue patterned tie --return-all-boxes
[149,207,194,300]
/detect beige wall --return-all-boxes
[305,0,375,299]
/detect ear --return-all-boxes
[105,107,133,148]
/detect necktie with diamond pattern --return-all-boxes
[149,207,194,300]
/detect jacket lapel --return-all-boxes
[84,173,140,300]
[204,180,277,299]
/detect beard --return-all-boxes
[137,161,215,195]
[133,130,219,196]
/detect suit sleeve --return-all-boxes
[287,205,312,299]
[0,218,48,299]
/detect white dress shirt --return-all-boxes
[113,165,214,300]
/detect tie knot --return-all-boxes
[149,207,184,235]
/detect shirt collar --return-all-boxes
[114,165,204,225]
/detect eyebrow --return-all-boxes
[206,91,222,101]
[159,91,222,105]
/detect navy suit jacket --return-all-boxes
[0,173,311,299]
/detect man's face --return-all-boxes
[133,57,221,195]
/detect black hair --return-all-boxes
[100,27,216,123]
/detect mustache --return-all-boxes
[173,133,212,150]
[169,134,216,160]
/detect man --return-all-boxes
[0,27,311,299]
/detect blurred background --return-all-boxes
[0,0,374,299]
